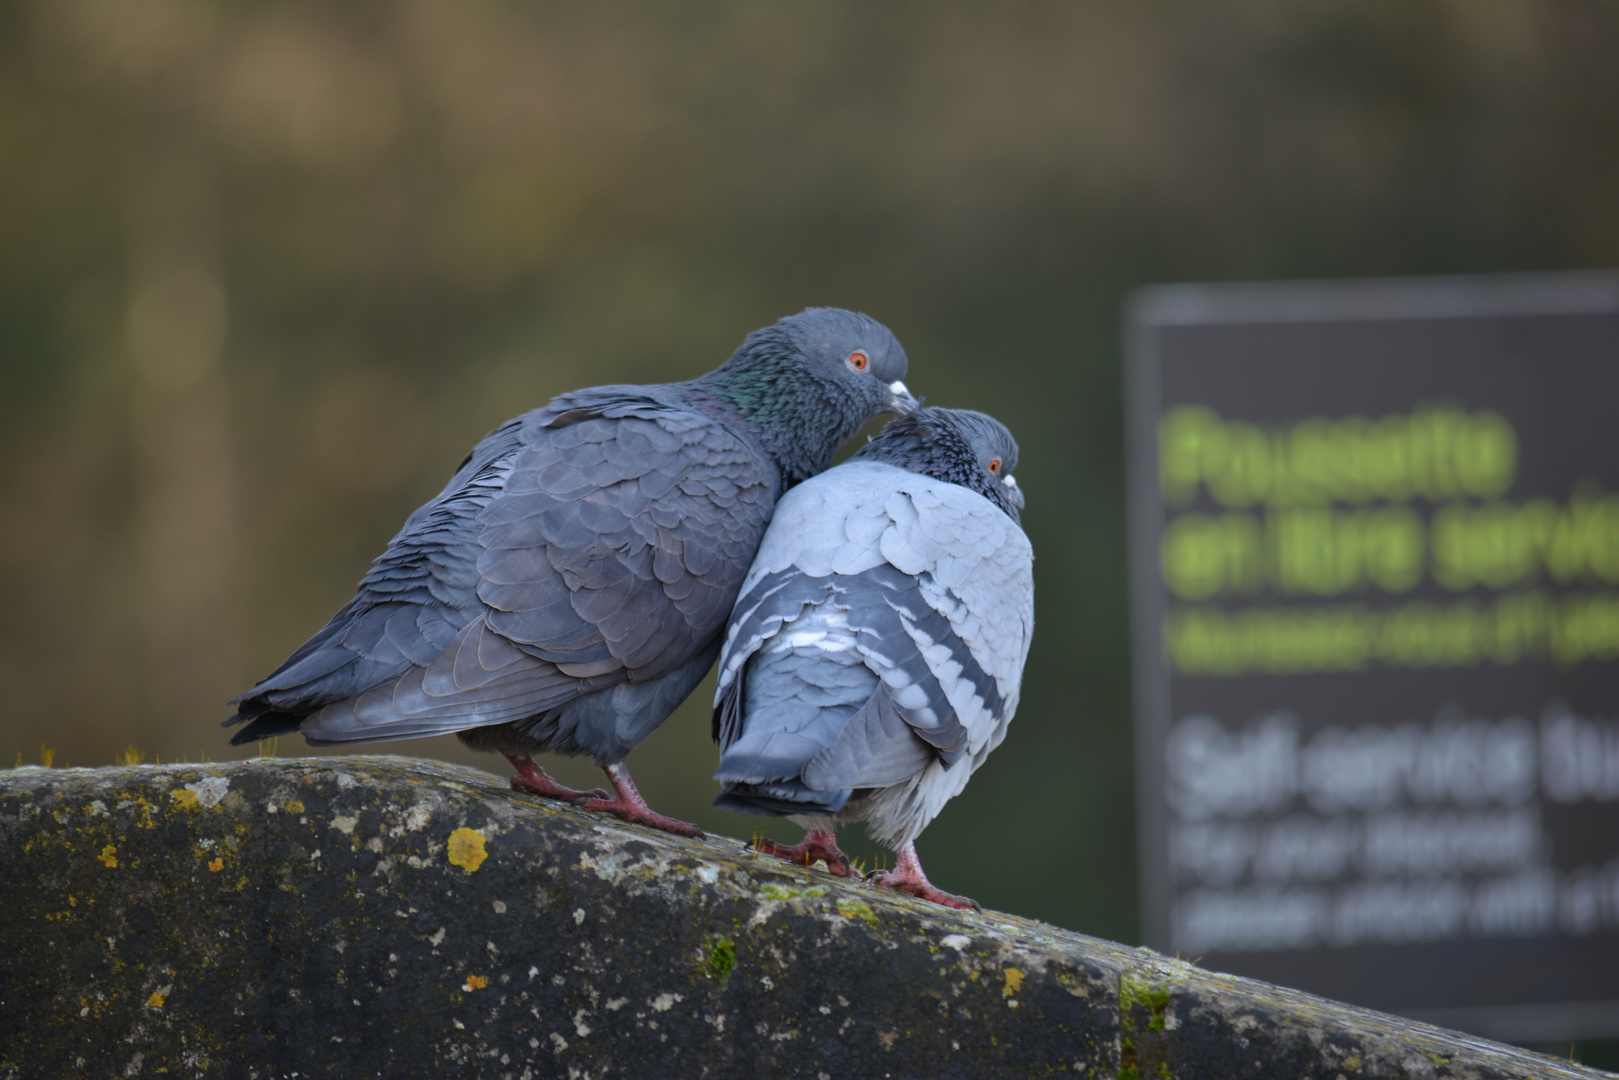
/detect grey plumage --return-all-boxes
[712,408,1033,877]
[226,309,915,832]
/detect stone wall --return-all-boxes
[0,757,1604,1079]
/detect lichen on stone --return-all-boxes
[0,756,1603,1080]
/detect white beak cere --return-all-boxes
[1003,474,1018,488]
[888,380,919,413]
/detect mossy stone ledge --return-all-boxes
[0,757,1604,1079]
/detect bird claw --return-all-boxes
[865,869,981,911]
[508,768,605,804]
[749,836,856,878]
[575,795,706,839]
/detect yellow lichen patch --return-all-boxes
[120,794,160,828]
[462,974,488,991]
[170,789,200,810]
[147,991,165,1009]
[97,845,118,868]
[208,857,224,873]
[282,799,305,815]
[1002,967,1024,997]
[447,827,488,872]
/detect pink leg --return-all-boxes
[866,843,980,911]
[505,754,609,802]
[750,826,855,878]
[573,761,706,839]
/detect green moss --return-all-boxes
[1120,1035,1139,1080]
[758,883,827,901]
[1120,973,1178,1080]
[1120,975,1172,1032]
[706,938,736,981]
[835,897,878,925]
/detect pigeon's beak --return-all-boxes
[1003,473,1025,510]
[888,380,920,414]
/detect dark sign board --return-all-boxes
[1127,272,1619,1041]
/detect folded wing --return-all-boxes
[230,390,774,745]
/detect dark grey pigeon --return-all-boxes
[226,309,916,836]
[712,407,1033,907]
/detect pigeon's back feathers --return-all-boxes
[713,417,1034,850]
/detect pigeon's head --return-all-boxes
[854,407,1024,523]
[777,306,915,420]
[705,307,917,484]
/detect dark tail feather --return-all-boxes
[713,780,851,817]
[712,666,746,746]
[224,709,309,746]
[221,699,273,729]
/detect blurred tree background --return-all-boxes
[4,1,1619,953]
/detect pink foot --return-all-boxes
[573,761,706,839]
[750,827,855,878]
[866,843,980,911]
[505,754,608,802]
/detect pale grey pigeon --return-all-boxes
[712,407,1033,907]
[226,309,917,836]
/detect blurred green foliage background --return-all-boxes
[4,2,1619,952]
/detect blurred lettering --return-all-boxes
[1159,405,1516,510]
[1164,707,1614,954]
[1541,702,1619,802]
[1166,590,1619,675]
[1162,487,1619,603]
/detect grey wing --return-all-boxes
[796,559,1016,792]
[231,394,774,745]
[901,478,1035,759]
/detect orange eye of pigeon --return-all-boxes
[988,458,1001,474]
[848,351,869,372]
